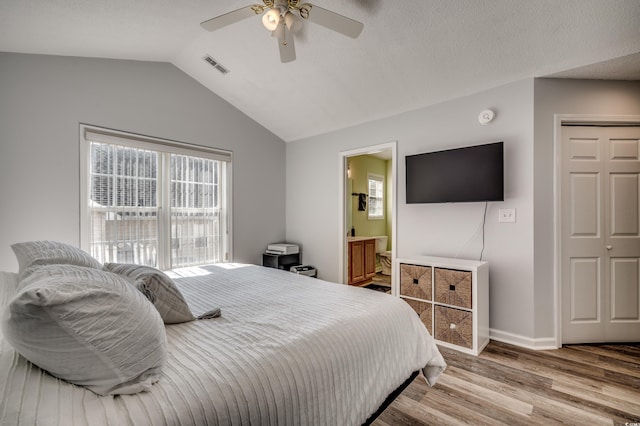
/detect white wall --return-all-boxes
[0,53,286,271]
[286,79,536,341]
[533,78,640,341]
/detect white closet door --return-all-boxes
[561,125,640,343]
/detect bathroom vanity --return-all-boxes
[347,237,376,285]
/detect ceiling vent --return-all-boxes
[203,55,229,75]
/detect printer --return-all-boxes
[266,243,299,255]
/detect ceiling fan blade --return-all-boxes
[277,24,296,63]
[302,4,364,38]
[200,5,263,32]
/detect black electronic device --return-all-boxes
[405,141,504,204]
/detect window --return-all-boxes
[368,173,384,220]
[80,126,231,269]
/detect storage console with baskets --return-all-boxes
[396,255,489,356]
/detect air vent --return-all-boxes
[203,55,229,75]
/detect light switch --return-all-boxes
[499,208,516,223]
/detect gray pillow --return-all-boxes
[1,264,166,395]
[11,240,101,280]
[103,263,195,324]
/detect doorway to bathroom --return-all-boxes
[338,142,397,293]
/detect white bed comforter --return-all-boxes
[0,264,445,426]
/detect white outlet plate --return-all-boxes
[499,208,516,223]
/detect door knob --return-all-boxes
[606,245,613,250]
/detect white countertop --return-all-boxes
[346,236,376,242]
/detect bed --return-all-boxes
[1,256,446,425]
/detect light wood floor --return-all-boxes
[373,340,640,426]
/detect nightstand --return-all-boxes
[262,252,301,271]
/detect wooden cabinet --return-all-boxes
[348,238,376,285]
[396,255,489,356]
[364,239,376,278]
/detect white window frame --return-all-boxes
[368,173,385,220]
[79,124,233,269]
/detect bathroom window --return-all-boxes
[368,173,384,220]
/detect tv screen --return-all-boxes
[406,142,504,203]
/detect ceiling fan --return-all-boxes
[200,0,364,63]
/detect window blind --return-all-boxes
[89,142,159,266]
[81,125,231,269]
[84,129,231,163]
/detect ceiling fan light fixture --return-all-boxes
[200,1,364,63]
[262,8,280,31]
[284,11,302,33]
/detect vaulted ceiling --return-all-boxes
[1,0,639,141]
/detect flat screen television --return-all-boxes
[406,141,504,203]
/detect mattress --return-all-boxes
[0,264,446,425]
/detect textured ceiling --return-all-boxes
[1,0,639,142]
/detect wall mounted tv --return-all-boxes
[406,141,504,203]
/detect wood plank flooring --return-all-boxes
[373,341,640,426]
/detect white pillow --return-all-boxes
[11,240,102,280]
[1,264,166,395]
[103,263,196,324]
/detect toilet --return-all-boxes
[379,250,392,275]
[373,236,392,276]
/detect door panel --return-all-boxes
[562,133,605,342]
[562,125,640,343]
[349,240,365,284]
[364,239,376,279]
[571,173,600,236]
[610,174,638,235]
[570,258,600,321]
[610,258,639,320]
[605,132,640,341]
[610,139,639,159]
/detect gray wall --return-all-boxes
[287,77,640,345]
[533,78,640,340]
[3,52,637,345]
[0,53,286,272]
[287,79,536,341]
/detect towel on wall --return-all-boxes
[358,193,367,211]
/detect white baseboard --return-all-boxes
[489,328,558,350]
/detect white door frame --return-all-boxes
[338,141,397,286]
[553,114,640,347]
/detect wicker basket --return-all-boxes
[402,298,432,332]
[400,264,432,300]
[434,268,472,308]
[434,306,473,349]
